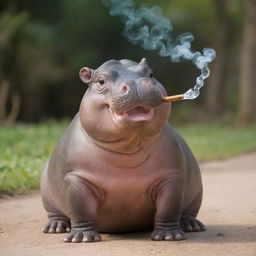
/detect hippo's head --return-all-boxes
[79,59,171,153]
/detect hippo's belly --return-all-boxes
[70,166,158,233]
[96,182,155,232]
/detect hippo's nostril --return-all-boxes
[119,84,130,94]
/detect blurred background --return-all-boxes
[1,0,255,124]
[0,0,256,195]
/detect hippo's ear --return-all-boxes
[79,67,93,84]
[139,58,148,66]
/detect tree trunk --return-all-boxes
[238,0,256,124]
[0,79,9,121]
[0,79,21,125]
[205,0,231,117]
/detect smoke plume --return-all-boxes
[102,0,216,99]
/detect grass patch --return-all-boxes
[0,120,255,196]
[176,122,256,161]
[0,120,68,196]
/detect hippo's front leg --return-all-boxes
[151,175,185,241]
[63,174,101,243]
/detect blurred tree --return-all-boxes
[0,0,253,124]
[204,0,231,117]
[0,12,27,125]
[0,0,70,122]
[238,0,256,124]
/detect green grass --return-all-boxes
[0,120,255,196]
[176,122,256,162]
[0,120,68,196]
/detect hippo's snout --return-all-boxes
[111,78,164,114]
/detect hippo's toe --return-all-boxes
[42,218,71,233]
[151,228,185,241]
[64,230,101,243]
[180,215,206,232]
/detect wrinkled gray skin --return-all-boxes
[41,58,205,243]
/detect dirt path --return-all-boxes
[0,152,256,256]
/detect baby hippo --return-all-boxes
[41,58,205,243]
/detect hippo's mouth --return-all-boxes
[111,106,154,122]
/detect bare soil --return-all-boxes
[0,152,256,256]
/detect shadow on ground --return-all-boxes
[106,225,256,243]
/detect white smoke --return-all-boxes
[102,0,216,99]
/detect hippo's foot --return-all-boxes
[42,217,71,233]
[64,230,101,243]
[151,226,185,241]
[180,215,206,232]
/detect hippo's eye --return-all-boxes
[98,78,105,85]
[96,76,108,91]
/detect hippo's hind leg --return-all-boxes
[41,194,71,233]
[180,190,206,232]
[41,165,71,234]
[41,211,71,234]
[63,174,101,243]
